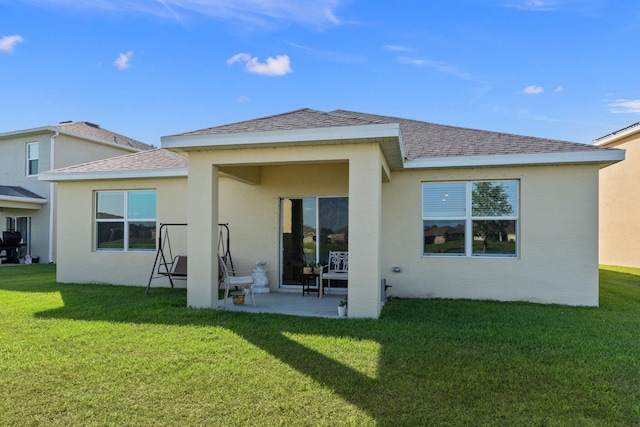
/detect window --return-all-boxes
[95,190,156,251]
[422,180,518,257]
[26,142,38,176]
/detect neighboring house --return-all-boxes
[40,109,624,318]
[595,121,640,268]
[0,121,154,264]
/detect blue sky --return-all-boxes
[1,0,639,146]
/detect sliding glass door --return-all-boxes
[280,197,348,287]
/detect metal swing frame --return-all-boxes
[145,223,234,295]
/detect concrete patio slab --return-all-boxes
[218,291,347,318]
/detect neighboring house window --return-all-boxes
[26,142,39,176]
[422,180,519,257]
[95,190,156,251]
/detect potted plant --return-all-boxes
[337,296,347,317]
[231,291,245,305]
[303,263,313,275]
[313,262,323,274]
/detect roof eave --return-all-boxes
[162,123,405,169]
[403,150,625,170]
[0,126,56,140]
[39,168,188,182]
[0,195,47,209]
[594,123,640,146]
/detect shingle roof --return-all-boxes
[53,121,155,151]
[174,108,612,160]
[43,148,187,175]
[0,185,45,200]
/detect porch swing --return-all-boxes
[145,223,234,295]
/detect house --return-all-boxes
[595,121,640,268]
[0,121,154,264]
[40,109,624,318]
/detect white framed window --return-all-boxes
[26,142,39,176]
[422,180,519,257]
[95,190,156,251]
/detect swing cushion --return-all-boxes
[170,255,188,277]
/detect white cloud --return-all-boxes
[554,86,564,92]
[19,0,344,29]
[384,45,410,52]
[227,53,252,65]
[522,85,544,95]
[235,95,250,103]
[114,51,133,70]
[503,0,556,11]
[0,35,24,53]
[609,99,640,114]
[227,53,292,76]
[397,56,473,81]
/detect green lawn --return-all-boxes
[1,264,638,426]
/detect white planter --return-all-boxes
[337,306,347,317]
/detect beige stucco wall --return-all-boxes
[53,145,602,311]
[599,132,640,268]
[55,177,187,286]
[382,164,601,306]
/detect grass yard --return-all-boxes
[1,264,639,426]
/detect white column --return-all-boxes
[187,159,219,308]
[347,145,383,318]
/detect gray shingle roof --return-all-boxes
[44,148,187,175]
[173,108,612,160]
[53,121,155,151]
[0,186,45,200]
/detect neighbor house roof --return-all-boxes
[165,108,623,168]
[0,121,155,152]
[39,148,187,181]
[0,185,45,200]
[0,185,47,208]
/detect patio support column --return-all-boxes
[348,145,383,318]
[187,158,219,309]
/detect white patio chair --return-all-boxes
[218,255,255,306]
[322,251,348,294]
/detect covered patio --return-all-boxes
[162,118,404,319]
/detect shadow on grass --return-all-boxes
[2,264,639,425]
[2,266,424,423]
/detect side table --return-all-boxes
[301,273,323,298]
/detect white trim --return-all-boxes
[39,168,188,182]
[0,126,52,140]
[49,132,58,263]
[594,122,640,146]
[162,123,401,149]
[0,195,47,205]
[422,180,519,258]
[26,142,39,176]
[404,150,624,169]
[94,189,157,252]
